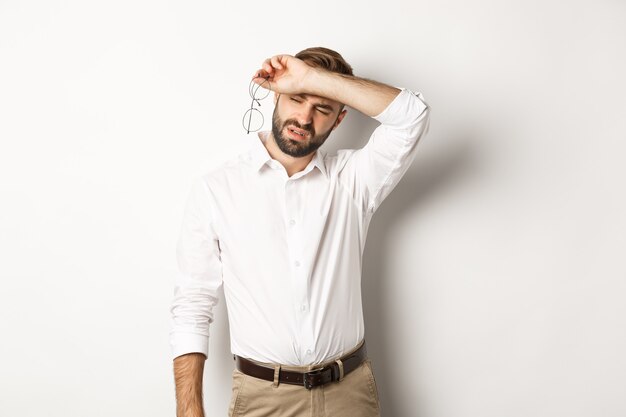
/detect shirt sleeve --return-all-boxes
[339,87,431,214]
[169,175,224,361]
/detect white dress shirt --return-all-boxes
[169,87,430,365]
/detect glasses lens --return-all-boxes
[242,108,264,133]
[249,77,271,100]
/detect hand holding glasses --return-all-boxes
[242,75,272,134]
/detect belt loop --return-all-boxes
[335,358,344,382]
[272,365,281,388]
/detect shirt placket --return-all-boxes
[284,176,315,363]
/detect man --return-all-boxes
[170,47,431,417]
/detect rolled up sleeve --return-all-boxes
[169,175,223,361]
[341,87,431,214]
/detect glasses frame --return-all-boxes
[242,75,272,134]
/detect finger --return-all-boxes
[262,58,274,74]
[251,75,272,94]
[252,69,266,79]
[271,55,284,70]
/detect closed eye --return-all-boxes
[290,98,330,115]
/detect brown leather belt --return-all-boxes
[234,342,367,390]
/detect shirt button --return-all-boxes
[300,304,307,311]
[289,219,296,226]
[306,349,312,355]
[295,261,300,267]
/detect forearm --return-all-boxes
[303,68,401,118]
[173,353,206,417]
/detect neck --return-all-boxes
[263,131,315,177]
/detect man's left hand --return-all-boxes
[252,54,317,95]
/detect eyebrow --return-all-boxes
[295,94,336,112]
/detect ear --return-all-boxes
[273,92,280,105]
[332,109,348,130]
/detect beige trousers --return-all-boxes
[227,343,381,417]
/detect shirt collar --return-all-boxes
[247,130,327,179]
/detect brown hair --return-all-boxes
[295,46,353,77]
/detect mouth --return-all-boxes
[285,125,310,140]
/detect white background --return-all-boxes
[1,0,625,416]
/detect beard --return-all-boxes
[270,103,337,158]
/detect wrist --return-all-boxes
[301,66,322,95]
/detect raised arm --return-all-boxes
[253,54,401,117]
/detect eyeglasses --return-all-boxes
[242,75,272,134]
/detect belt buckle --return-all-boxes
[303,367,325,390]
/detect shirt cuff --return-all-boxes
[372,87,429,128]
[170,332,209,361]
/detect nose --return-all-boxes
[295,106,315,127]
